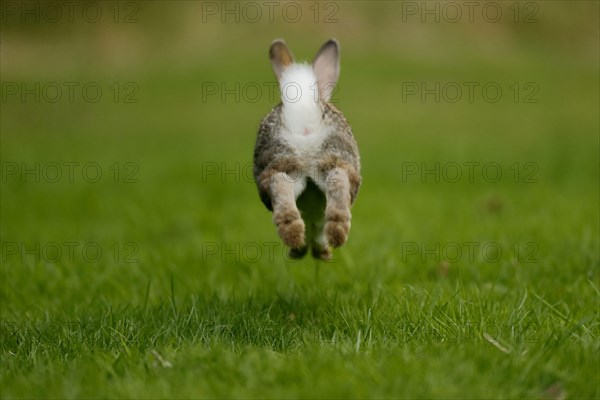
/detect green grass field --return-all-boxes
[1,2,599,398]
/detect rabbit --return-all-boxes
[253,39,361,260]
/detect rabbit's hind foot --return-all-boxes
[274,208,306,249]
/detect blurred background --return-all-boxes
[1,0,598,304]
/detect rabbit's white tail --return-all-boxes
[279,64,322,136]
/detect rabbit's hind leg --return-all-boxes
[269,172,306,249]
[323,167,352,248]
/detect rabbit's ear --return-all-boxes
[270,39,294,81]
[312,39,340,102]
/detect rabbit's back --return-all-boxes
[253,104,296,210]
[320,103,360,173]
[253,104,289,176]
[253,102,361,209]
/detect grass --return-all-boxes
[1,2,599,399]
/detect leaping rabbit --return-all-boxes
[253,39,361,260]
